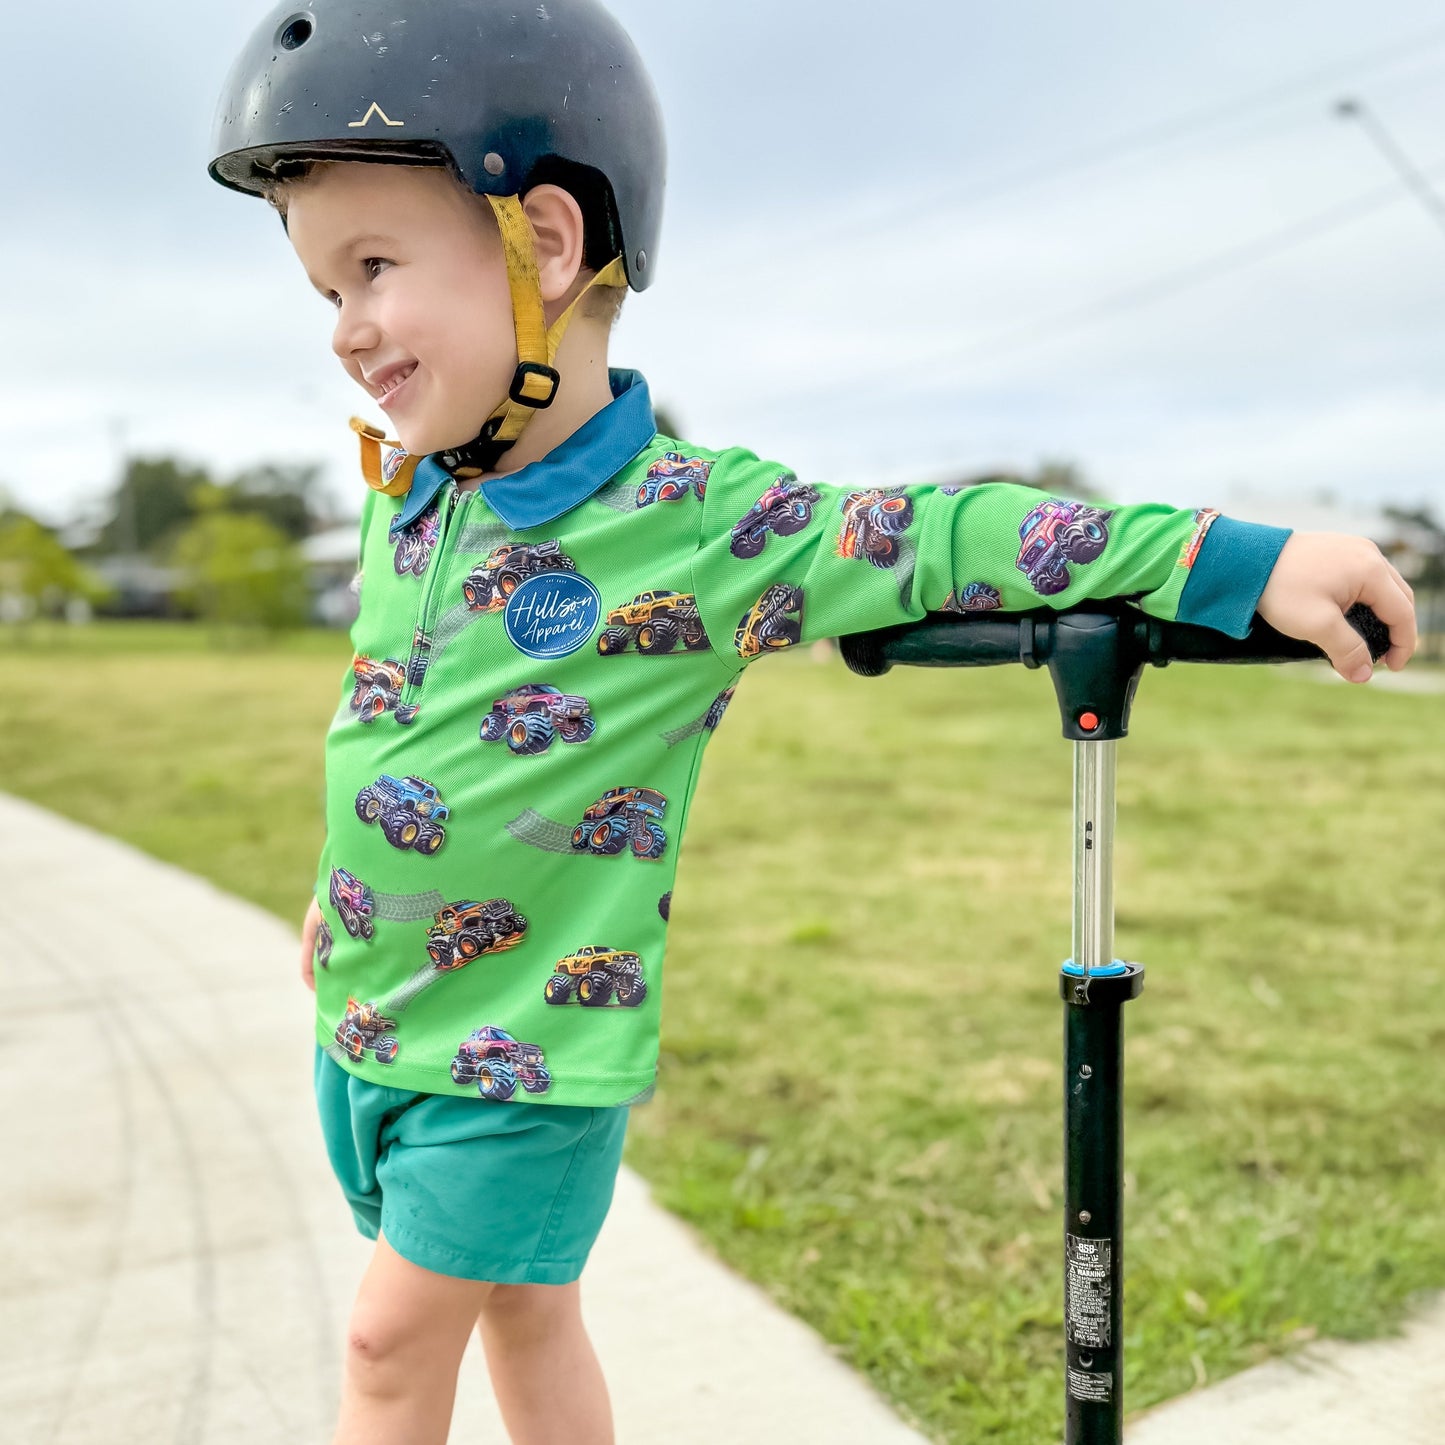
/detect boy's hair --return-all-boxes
[264,159,626,329]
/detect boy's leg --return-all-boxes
[333,1231,497,1445]
[475,1280,614,1445]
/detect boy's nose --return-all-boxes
[332,306,381,362]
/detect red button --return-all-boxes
[1079,712,1101,732]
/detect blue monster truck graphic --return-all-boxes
[1016,500,1113,597]
[730,477,821,559]
[838,489,915,569]
[480,684,597,755]
[637,452,713,507]
[354,775,450,854]
[571,787,669,860]
[545,946,649,1008]
[350,655,420,727]
[335,997,399,1065]
[597,591,710,656]
[329,868,376,940]
[425,898,528,971]
[735,584,805,659]
[463,541,577,613]
[451,1027,552,1099]
[393,502,440,578]
[941,582,1003,614]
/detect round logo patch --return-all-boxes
[504,572,601,660]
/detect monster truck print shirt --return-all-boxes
[316,368,1291,1106]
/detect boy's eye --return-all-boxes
[363,257,392,281]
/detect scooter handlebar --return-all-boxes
[840,602,1391,678]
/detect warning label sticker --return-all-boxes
[1065,1233,1112,1348]
[1068,1367,1114,1404]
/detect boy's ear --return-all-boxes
[522,184,588,308]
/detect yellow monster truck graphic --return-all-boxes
[545,945,649,1007]
[597,591,710,656]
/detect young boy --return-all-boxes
[209,3,1416,1442]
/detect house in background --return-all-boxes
[302,523,362,628]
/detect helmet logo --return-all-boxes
[348,103,405,130]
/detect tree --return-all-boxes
[169,492,310,634]
[936,459,1104,501]
[228,463,328,541]
[0,512,111,622]
[95,457,211,556]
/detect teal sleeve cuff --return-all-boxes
[1176,517,1293,639]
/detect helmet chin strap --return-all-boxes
[353,193,628,495]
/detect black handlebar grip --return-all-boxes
[841,603,1393,678]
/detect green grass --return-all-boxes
[4,620,1443,1443]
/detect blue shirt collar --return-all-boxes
[389,369,656,536]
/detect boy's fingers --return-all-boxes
[1322,608,1376,683]
[1327,570,1417,680]
[1362,569,1418,672]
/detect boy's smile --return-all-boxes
[286,163,517,458]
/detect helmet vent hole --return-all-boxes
[278,16,314,51]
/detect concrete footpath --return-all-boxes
[3,791,1441,1443]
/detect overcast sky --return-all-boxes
[6,0,1445,531]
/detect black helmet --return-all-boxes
[209,0,666,291]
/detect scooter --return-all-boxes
[839,601,1391,1445]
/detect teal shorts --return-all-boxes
[313,1045,629,1284]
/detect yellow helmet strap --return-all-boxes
[349,193,629,494]
[471,194,629,460]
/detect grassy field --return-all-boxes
[3,620,1443,1443]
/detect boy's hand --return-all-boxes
[1256,533,1417,683]
[300,897,323,993]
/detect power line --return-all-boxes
[844,157,1445,397]
[751,22,1445,259]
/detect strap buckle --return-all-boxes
[509,362,561,409]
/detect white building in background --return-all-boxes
[1219,492,1438,583]
[302,523,362,628]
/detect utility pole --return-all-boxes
[1334,96,1445,241]
[109,416,136,557]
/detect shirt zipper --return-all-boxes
[402,480,472,706]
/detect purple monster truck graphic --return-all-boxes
[393,503,440,578]
[730,478,821,559]
[329,868,376,940]
[480,684,596,755]
[451,1027,552,1099]
[1016,500,1113,597]
[637,453,713,507]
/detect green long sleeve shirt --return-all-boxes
[314,369,1290,1107]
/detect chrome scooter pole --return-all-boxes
[1062,737,1143,1443]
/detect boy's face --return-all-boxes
[286,163,515,457]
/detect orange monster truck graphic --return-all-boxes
[596,591,710,656]
[545,945,649,1007]
[350,655,420,726]
[570,787,669,860]
[335,997,399,1065]
[462,541,577,613]
[425,899,529,972]
[837,489,915,569]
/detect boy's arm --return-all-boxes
[689,453,1417,683]
[691,453,1303,665]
